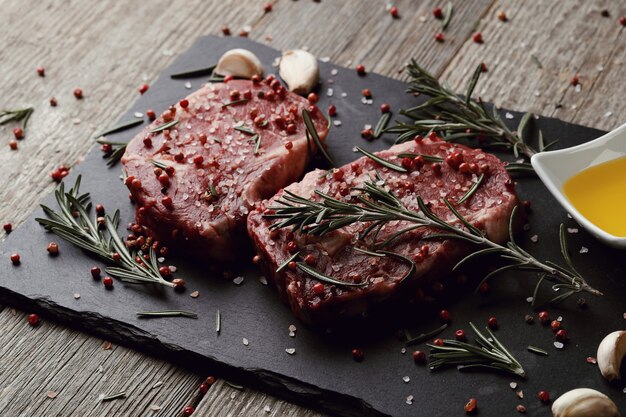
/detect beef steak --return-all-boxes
[122,79,329,261]
[247,136,520,324]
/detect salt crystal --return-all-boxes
[526,296,534,303]
[406,395,414,405]
[604,111,613,118]
[341,92,347,98]
[289,331,295,337]
[402,376,410,383]
[579,246,588,254]
[505,112,514,119]
[162,50,174,56]
[419,15,427,22]
[150,405,162,411]
[134,112,143,118]
[243,338,249,346]
[190,291,199,298]
[509,382,517,389]
[285,348,296,355]
[289,324,297,332]
[575,84,582,93]
[152,381,163,389]
[169,266,177,273]
[264,405,271,412]
[333,120,342,127]
[233,276,244,285]
[73,293,80,299]
[554,341,564,349]
[259,276,268,285]
[567,228,579,233]
[530,235,538,243]
[363,124,372,130]
[331,69,338,76]
[326,88,333,97]
[185,82,192,89]
[320,56,330,62]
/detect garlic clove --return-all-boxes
[279,49,319,95]
[215,49,264,79]
[597,330,626,381]
[552,388,619,417]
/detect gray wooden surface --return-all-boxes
[0,0,624,415]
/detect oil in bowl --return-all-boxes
[562,156,626,237]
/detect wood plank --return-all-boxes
[439,0,626,132]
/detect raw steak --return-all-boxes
[247,136,520,324]
[122,79,329,261]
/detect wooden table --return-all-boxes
[0,0,623,415]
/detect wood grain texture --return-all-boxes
[0,0,623,415]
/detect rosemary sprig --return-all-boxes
[457,174,484,204]
[303,109,334,166]
[151,120,179,133]
[97,139,127,167]
[373,112,391,139]
[170,65,217,79]
[405,323,449,346]
[0,107,34,129]
[35,176,175,288]
[264,176,602,302]
[428,322,526,378]
[136,310,198,319]
[94,119,143,138]
[388,60,541,161]
[356,146,406,172]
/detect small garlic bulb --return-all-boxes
[552,388,619,417]
[597,330,626,381]
[279,49,319,95]
[215,49,264,79]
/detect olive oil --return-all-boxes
[562,156,626,237]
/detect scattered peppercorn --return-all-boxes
[439,309,451,322]
[179,99,189,109]
[73,88,83,99]
[238,30,249,37]
[356,64,366,75]
[351,348,364,362]
[263,3,272,13]
[537,390,550,404]
[380,103,391,113]
[103,276,114,288]
[9,140,17,150]
[620,16,626,26]
[524,314,535,324]
[464,398,478,414]
[538,310,550,324]
[146,109,156,120]
[138,84,149,95]
[307,92,319,104]
[555,329,568,342]
[3,223,12,233]
[480,62,488,72]
[435,32,445,42]
[27,313,40,326]
[327,104,337,117]
[433,6,443,19]
[570,74,580,86]
[361,88,372,98]
[360,128,374,139]
[49,97,58,107]
[36,66,45,77]
[390,6,399,18]
[550,320,561,332]
[433,338,444,346]
[487,317,498,329]
[47,242,59,256]
[173,278,186,291]
[472,32,483,43]
[199,383,209,394]
[600,10,610,18]
[10,253,20,265]
[497,11,508,21]
[91,266,101,279]
[516,404,526,413]
[455,329,467,342]
[13,127,24,139]
[412,350,426,364]
[221,26,231,36]
[182,406,195,416]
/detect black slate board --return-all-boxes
[1,35,625,417]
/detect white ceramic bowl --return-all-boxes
[531,121,626,249]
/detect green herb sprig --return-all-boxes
[0,107,34,129]
[264,175,601,302]
[35,176,175,288]
[387,60,554,169]
[428,322,526,378]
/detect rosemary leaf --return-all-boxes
[276,251,300,273]
[355,146,406,172]
[442,2,453,30]
[405,323,448,346]
[530,54,543,69]
[222,98,250,108]
[527,345,549,356]
[457,173,484,204]
[150,159,168,169]
[96,139,127,167]
[0,107,34,128]
[101,391,127,402]
[234,125,256,135]
[225,381,244,390]
[397,152,443,163]
[136,310,198,319]
[302,109,334,166]
[95,119,144,138]
[296,262,367,287]
[170,65,217,79]
[150,120,178,133]
[216,309,221,334]
[373,112,391,139]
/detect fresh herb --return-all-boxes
[355,146,406,172]
[225,381,244,390]
[442,2,453,30]
[527,345,549,356]
[296,262,367,287]
[405,323,449,346]
[136,310,198,319]
[505,162,536,177]
[222,98,250,108]
[387,60,542,162]
[373,112,391,139]
[303,109,334,166]
[530,54,543,69]
[150,159,169,169]
[265,177,602,302]
[209,183,219,198]
[101,391,127,402]
[96,139,127,167]
[428,322,526,378]
[0,107,34,129]
[170,65,217,79]
[276,251,300,273]
[457,174,484,204]
[94,119,144,138]
[251,134,261,154]
[216,309,221,334]
[234,125,256,135]
[150,120,179,133]
[35,177,176,288]
[397,152,443,163]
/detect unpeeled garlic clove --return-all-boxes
[215,49,264,79]
[279,49,319,95]
[552,388,619,417]
[597,330,626,381]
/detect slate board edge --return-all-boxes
[0,287,383,417]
